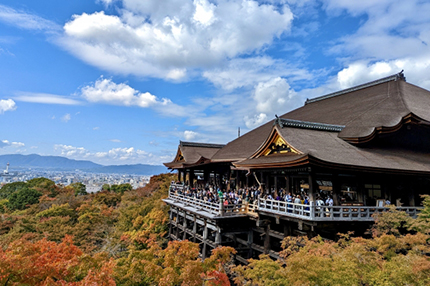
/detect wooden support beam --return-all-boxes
[264,225,271,255]
[192,215,197,243]
[202,220,208,260]
[247,229,253,259]
[182,209,187,240]
[175,208,180,239]
[215,226,222,246]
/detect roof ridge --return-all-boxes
[305,71,406,105]
[180,141,225,148]
[275,117,345,132]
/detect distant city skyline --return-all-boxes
[0,0,429,165]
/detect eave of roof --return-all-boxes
[233,153,309,169]
[180,141,225,149]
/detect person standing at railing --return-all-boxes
[304,196,310,211]
[285,192,293,213]
[326,196,333,206]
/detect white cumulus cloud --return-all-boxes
[81,77,188,116]
[244,113,268,129]
[0,99,16,114]
[254,77,295,114]
[183,130,198,141]
[81,77,158,107]
[59,0,294,79]
[0,140,24,148]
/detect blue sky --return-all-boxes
[0,0,430,165]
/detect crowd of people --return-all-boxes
[170,182,335,208]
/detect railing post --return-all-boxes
[310,201,315,218]
[219,199,225,216]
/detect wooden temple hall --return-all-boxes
[163,72,430,261]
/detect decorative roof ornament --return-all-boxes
[276,118,345,132]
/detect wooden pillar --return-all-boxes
[177,170,181,182]
[192,215,197,243]
[189,170,195,188]
[182,210,187,240]
[286,175,290,194]
[204,169,209,185]
[260,172,264,193]
[202,220,208,259]
[168,209,173,238]
[409,181,416,206]
[308,170,316,202]
[236,170,240,190]
[274,176,278,193]
[215,226,222,246]
[227,170,232,191]
[332,175,340,206]
[175,209,180,239]
[264,224,271,254]
[283,223,292,237]
[247,229,254,259]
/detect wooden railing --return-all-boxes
[167,185,422,221]
[257,198,422,222]
[168,185,249,216]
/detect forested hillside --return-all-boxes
[1,175,430,285]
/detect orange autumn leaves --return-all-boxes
[0,235,115,285]
[0,174,235,286]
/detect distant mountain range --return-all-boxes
[0,154,168,175]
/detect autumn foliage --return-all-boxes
[0,174,235,285]
[2,175,430,285]
[233,200,430,286]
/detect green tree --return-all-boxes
[27,177,58,197]
[7,187,42,210]
[69,182,88,196]
[0,182,27,199]
[111,183,133,194]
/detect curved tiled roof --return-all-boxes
[167,72,430,174]
[164,141,225,169]
[212,72,430,162]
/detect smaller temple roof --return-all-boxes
[164,141,225,169]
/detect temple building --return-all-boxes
[163,72,430,260]
[165,71,430,207]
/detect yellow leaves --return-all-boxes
[234,232,430,286]
[162,240,201,270]
[371,205,414,237]
[36,203,76,219]
[233,255,284,286]
[114,240,235,286]
[204,246,237,270]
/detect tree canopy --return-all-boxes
[1,176,430,285]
